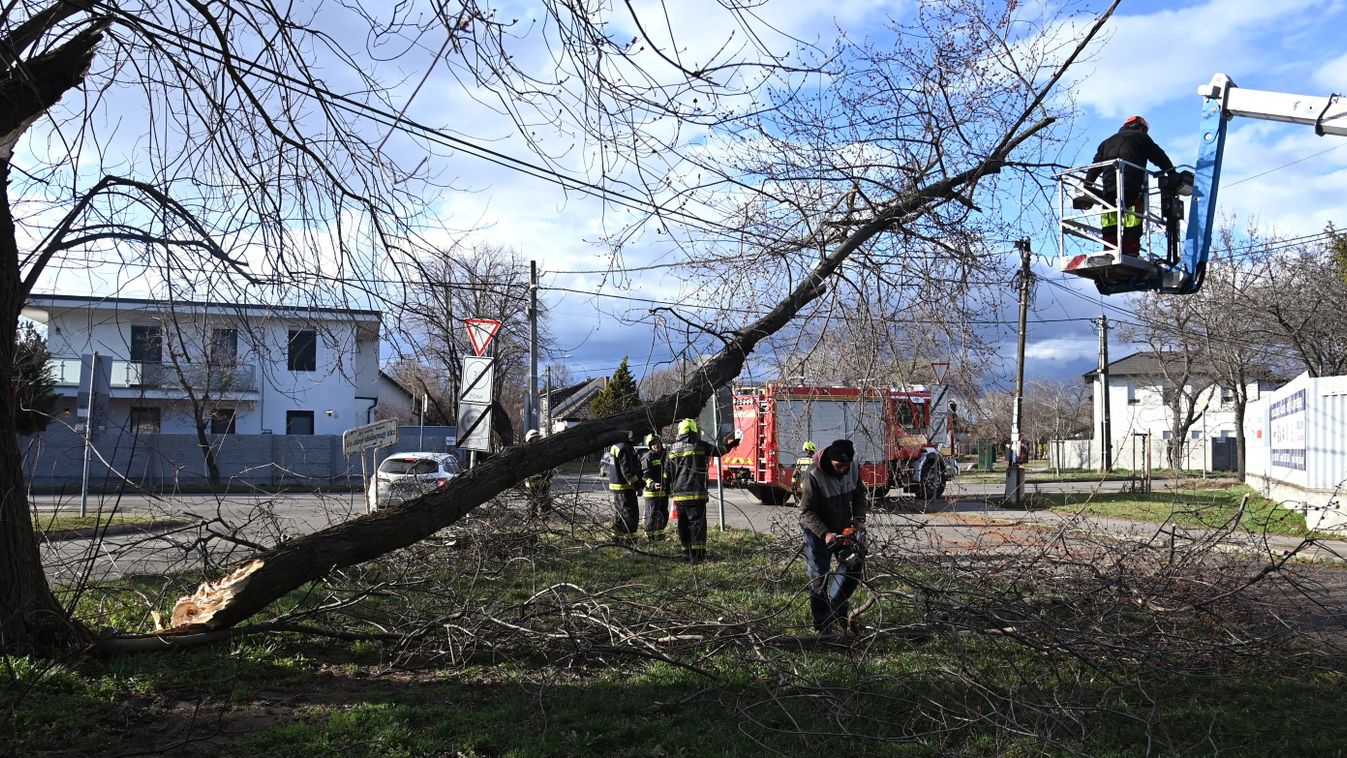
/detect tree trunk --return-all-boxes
[1234,398,1247,481]
[0,165,91,654]
[0,14,110,653]
[195,417,222,490]
[157,121,1053,636]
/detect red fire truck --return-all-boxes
[711,384,954,504]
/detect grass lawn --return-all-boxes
[31,512,175,535]
[1025,483,1318,538]
[5,522,1346,756]
[957,463,1208,484]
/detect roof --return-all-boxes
[1081,351,1180,380]
[23,293,381,322]
[1082,350,1288,384]
[547,377,608,420]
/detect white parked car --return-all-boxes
[368,452,461,509]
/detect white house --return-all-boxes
[23,294,387,437]
[1083,351,1280,472]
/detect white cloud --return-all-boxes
[1314,52,1347,89]
[1069,0,1333,120]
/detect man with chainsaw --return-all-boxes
[605,432,643,538]
[639,433,670,541]
[798,438,868,637]
[1082,115,1175,256]
[666,418,738,563]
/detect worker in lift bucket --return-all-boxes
[1083,115,1175,256]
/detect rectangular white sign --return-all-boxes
[460,356,496,405]
[456,403,493,452]
[342,418,399,457]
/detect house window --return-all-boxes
[287,330,317,372]
[1125,384,1139,405]
[130,407,161,434]
[286,410,315,435]
[1162,430,1173,440]
[210,328,238,364]
[130,325,162,362]
[1191,430,1203,439]
[210,408,237,435]
[1220,386,1235,405]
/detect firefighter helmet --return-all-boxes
[524,429,541,443]
[1123,115,1149,132]
[802,441,817,453]
[677,418,699,436]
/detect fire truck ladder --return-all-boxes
[755,391,770,482]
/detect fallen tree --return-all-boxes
[149,116,1054,640]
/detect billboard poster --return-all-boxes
[1270,388,1306,470]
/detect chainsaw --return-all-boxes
[828,526,865,570]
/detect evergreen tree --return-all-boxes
[15,324,60,435]
[590,357,642,418]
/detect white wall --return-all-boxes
[1244,372,1347,531]
[1091,374,1265,471]
[35,298,381,436]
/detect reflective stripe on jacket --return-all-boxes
[640,448,668,499]
[666,432,732,503]
[607,442,641,491]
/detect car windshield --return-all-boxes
[379,458,439,475]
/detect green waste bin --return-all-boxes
[976,439,997,471]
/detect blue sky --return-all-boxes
[1026,0,1347,385]
[25,0,1347,393]
[518,0,1347,388]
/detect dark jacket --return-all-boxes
[606,441,641,492]
[799,446,868,538]
[1085,127,1175,201]
[640,446,668,499]
[666,431,733,503]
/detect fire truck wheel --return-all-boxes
[915,462,945,501]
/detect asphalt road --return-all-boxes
[32,472,1119,583]
[38,471,1346,586]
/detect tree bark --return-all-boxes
[157,119,1053,636]
[0,14,106,654]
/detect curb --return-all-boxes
[38,518,199,543]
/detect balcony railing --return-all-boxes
[111,360,258,392]
[49,358,83,386]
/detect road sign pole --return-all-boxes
[362,447,371,514]
[528,260,539,433]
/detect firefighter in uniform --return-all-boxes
[606,434,642,538]
[639,434,670,540]
[790,440,818,500]
[666,418,737,562]
[1083,115,1175,256]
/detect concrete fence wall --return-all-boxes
[19,424,461,491]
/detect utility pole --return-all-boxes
[1006,239,1031,504]
[1098,314,1113,472]
[527,259,539,433]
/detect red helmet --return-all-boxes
[1123,115,1149,132]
